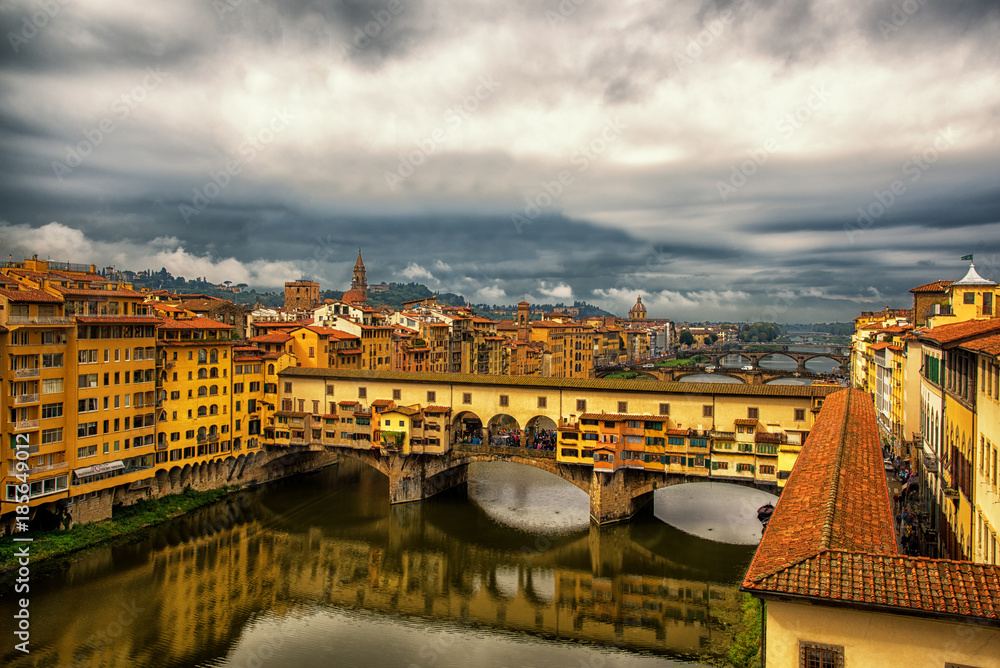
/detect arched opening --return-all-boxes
[197,406,207,417]
[197,386,207,397]
[209,368,219,378]
[197,349,207,364]
[209,404,218,415]
[267,363,275,375]
[209,349,218,364]
[209,385,218,396]
[197,368,208,380]
[803,356,842,374]
[757,353,798,371]
[197,426,207,441]
[488,413,520,447]
[452,411,483,445]
[718,353,751,368]
[525,415,557,450]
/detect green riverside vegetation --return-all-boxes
[0,486,235,573]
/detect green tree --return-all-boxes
[728,594,762,668]
[679,329,695,346]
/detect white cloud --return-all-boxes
[538,282,573,300]
[433,259,451,272]
[0,221,301,288]
[399,262,436,282]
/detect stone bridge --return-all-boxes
[597,367,835,385]
[699,345,848,372]
[324,443,764,525]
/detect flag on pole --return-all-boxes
[962,254,973,261]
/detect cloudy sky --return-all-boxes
[1,0,998,322]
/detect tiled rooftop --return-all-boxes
[278,368,842,398]
[742,388,1000,625]
[909,280,953,293]
[917,319,1000,345]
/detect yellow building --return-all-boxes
[1,258,159,526]
[965,334,1000,565]
[155,316,237,473]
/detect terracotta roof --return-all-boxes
[0,324,7,333]
[423,405,451,414]
[382,406,419,416]
[77,316,161,325]
[734,418,758,425]
[338,400,359,407]
[958,334,1000,357]
[276,368,843,398]
[158,317,234,330]
[371,399,394,407]
[666,429,690,436]
[51,286,145,297]
[0,287,63,303]
[250,332,292,343]
[909,280,953,293]
[755,432,784,443]
[917,319,1000,346]
[275,411,309,418]
[742,388,1000,625]
[578,413,665,422]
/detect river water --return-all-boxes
[1,460,776,668]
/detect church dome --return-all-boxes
[629,296,646,318]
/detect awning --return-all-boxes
[73,460,125,478]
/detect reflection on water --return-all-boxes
[765,377,812,386]
[0,460,761,667]
[654,483,778,544]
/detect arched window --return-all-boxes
[209,385,218,396]
[198,349,207,364]
[268,364,275,375]
[209,368,218,378]
[209,349,218,364]
[197,386,207,397]
[197,426,207,439]
[197,406,207,417]
[209,405,218,415]
[197,368,207,380]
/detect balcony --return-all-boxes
[14,393,39,405]
[14,368,40,379]
[14,419,39,431]
[7,315,73,325]
[8,461,68,476]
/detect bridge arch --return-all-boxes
[758,352,797,367]
[487,413,520,447]
[525,415,557,449]
[802,355,843,371]
[453,410,484,445]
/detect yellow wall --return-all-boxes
[764,599,1000,668]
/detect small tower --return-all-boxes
[517,301,530,341]
[352,249,367,294]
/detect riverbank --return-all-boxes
[0,486,237,574]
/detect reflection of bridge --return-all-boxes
[25,474,752,667]
[323,442,770,525]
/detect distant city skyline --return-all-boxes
[1,0,998,323]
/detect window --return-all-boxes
[359,387,367,399]
[463,393,472,404]
[747,407,758,420]
[618,401,627,413]
[427,391,436,402]
[41,378,63,394]
[78,422,98,438]
[78,445,97,459]
[284,382,292,393]
[41,428,62,444]
[985,292,993,316]
[799,642,843,668]
[659,403,670,416]
[393,389,401,400]
[79,349,98,364]
[703,405,713,418]
[498,394,509,407]
[795,408,806,421]
[78,374,99,388]
[576,399,587,412]
[327,385,335,396]
[78,398,98,413]
[537,396,547,409]
[964,291,976,304]
[41,403,62,419]
[760,465,775,475]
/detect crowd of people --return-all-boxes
[453,422,559,452]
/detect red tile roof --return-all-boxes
[423,405,451,414]
[0,287,63,303]
[158,317,234,330]
[371,399,394,407]
[917,319,1000,345]
[76,316,161,325]
[579,413,664,422]
[909,280,953,293]
[51,286,145,297]
[250,332,292,343]
[742,388,1000,624]
[734,418,758,425]
[958,334,1000,357]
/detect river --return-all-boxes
[1,460,776,667]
